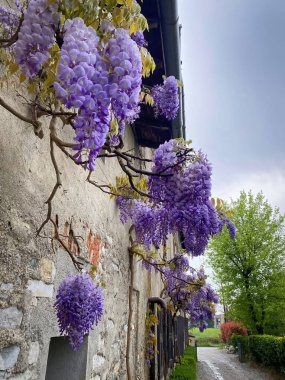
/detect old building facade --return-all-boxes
[0,1,187,379]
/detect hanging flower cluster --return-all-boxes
[152,76,179,120]
[117,139,235,256]
[139,252,218,331]
[54,272,104,351]
[13,0,59,77]
[106,28,142,136]
[162,254,218,331]
[54,17,110,170]
[54,20,142,168]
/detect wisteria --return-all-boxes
[54,22,142,168]
[162,256,218,330]
[152,76,179,120]
[54,17,110,170]
[118,140,235,255]
[13,0,59,77]
[106,28,142,137]
[131,31,145,47]
[54,272,104,351]
[139,252,219,330]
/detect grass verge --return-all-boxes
[169,346,197,380]
[190,327,221,347]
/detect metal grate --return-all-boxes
[149,305,189,380]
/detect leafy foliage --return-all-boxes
[232,335,285,374]
[209,191,285,335]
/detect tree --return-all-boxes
[208,191,285,335]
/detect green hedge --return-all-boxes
[231,334,285,373]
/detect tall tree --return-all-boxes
[208,191,285,335]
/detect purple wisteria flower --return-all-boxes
[54,272,104,351]
[117,140,235,256]
[13,0,59,77]
[106,28,142,136]
[159,254,219,327]
[131,31,145,47]
[54,21,143,169]
[152,76,179,120]
[0,5,20,36]
[54,17,109,170]
[218,216,236,239]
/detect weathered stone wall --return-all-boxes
[0,89,165,379]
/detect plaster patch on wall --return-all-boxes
[0,307,22,328]
[88,232,102,265]
[27,280,53,298]
[28,342,39,365]
[39,258,56,283]
[0,345,20,370]
[92,354,106,370]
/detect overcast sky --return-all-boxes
[178,0,285,213]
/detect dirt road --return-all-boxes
[197,347,280,380]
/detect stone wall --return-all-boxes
[0,89,167,379]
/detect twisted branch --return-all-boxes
[0,96,43,137]
[37,115,61,235]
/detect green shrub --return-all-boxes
[249,335,281,366]
[231,334,285,373]
[230,334,250,355]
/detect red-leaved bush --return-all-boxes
[220,321,248,343]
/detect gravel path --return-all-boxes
[197,347,280,380]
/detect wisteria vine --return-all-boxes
[117,139,235,256]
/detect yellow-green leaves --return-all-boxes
[110,114,119,134]
[141,47,156,77]
[8,62,19,75]
[109,175,148,200]
[140,91,154,106]
[110,176,148,200]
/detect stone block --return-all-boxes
[0,284,13,300]
[92,354,105,370]
[107,319,114,329]
[0,307,22,328]
[27,280,53,298]
[0,284,13,291]
[39,258,56,283]
[0,345,20,370]
[28,342,39,365]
